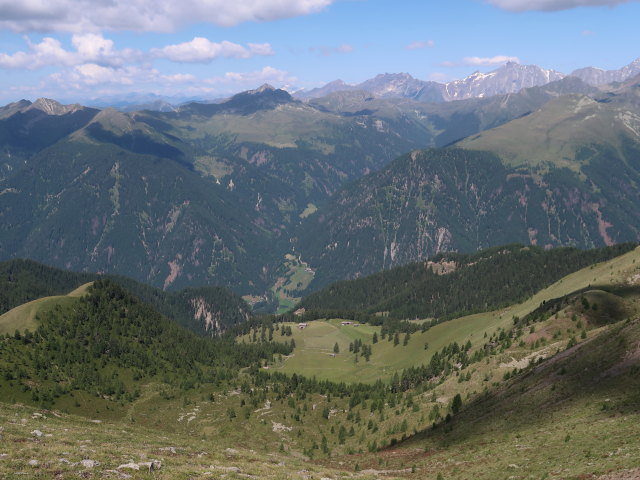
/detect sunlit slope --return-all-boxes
[0,282,92,335]
[267,246,640,383]
[459,94,640,169]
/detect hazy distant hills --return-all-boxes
[297,57,640,103]
[571,58,640,86]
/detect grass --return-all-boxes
[261,247,640,384]
[193,155,234,180]
[338,316,640,480]
[0,282,92,335]
[299,203,318,219]
[174,105,342,150]
[459,94,634,170]
[2,249,640,478]
[0,401,386,479]
[271,254,316,314]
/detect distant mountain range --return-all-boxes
[2,65,640,306]
[63,58,640,112]
[296,57,640,103]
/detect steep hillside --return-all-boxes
[355,311,640,480]
[0,99,99,181]
[299,145,640,287]
[0,87,437,297]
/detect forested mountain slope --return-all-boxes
[298,243,636,320]
[0,259,251,336]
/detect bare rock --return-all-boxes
[31,430,43,437]
[140,460,162,472]
[80,459,98,468]
[118,460,160,472]
[224,448,238,457]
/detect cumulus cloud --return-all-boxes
[486,0,634,12]
[405,40,435,50]
[152,38,274,63]
[0,35,271,69]
[309,44,353,56]
[0,0,336,33]
[0,34,140,69]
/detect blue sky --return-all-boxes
[0,0,638,104]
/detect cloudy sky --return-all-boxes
[0,0,638,104]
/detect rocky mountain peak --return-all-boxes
[249,84,276,94]
[29,98,83,116]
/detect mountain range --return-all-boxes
[296,57,640,103]
[298,77,640,286]
[2,54,640,478]
[1,60,640,307]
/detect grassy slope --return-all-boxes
[0,282,92,335]
[267,247,640,383]
[458,94,640,169]
[337,314,640,480]
[0,401,383,480]
[271,254,316,314]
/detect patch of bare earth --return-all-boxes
[596,467,640,480]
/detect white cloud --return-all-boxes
[42,64,296,100]
[248,43,276,56]
[0,35,270,70]
[310,44,353,56]
[152,38,274,63]
[486,0,634,12]
[0,37,73,69]
[50,64,159,87]
[405,40,435,50]
[0,34,139,69]
[463,55,520,66]
[429,72,450,82]
[207,66,296,87]
[440,55,520,68]
[0,0,336,33]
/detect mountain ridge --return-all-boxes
[296,57,640,103]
